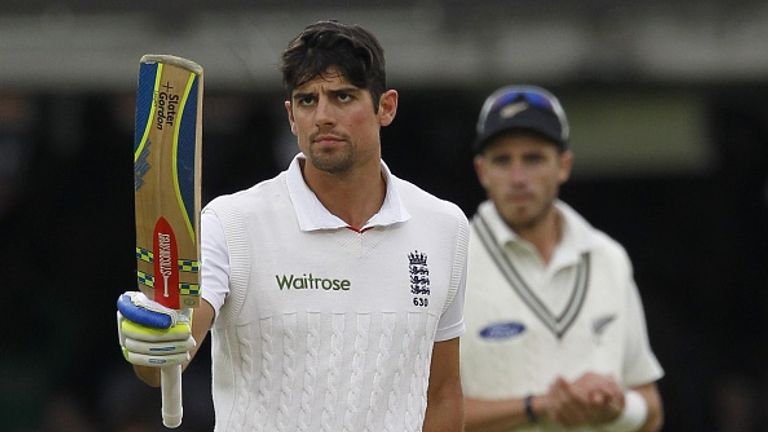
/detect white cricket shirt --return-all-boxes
[201,154,468,432]
[461,200,663,432]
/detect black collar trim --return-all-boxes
[473,214,590,339]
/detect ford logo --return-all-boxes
[479,322,526,340]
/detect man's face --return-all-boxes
[285,67,396,174]
[474,133,573,231]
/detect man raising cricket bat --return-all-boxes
[117,20,469,431]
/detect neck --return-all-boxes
[514,206,562,265]
[301,158,386,230]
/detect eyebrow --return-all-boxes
[328,86,361,94]
[292,91,315,102]
[292,85,361,101]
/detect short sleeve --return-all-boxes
[622,270,664,387]
[434,214,469,342]
[201,208,230,319]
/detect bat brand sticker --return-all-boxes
[155,82,180,130]
[153,217,179,308]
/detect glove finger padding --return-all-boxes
[123,332,196,354]
[124,350,191,367]
[120,315,192,342]
[118,312,196,367]
[116,291,195,368]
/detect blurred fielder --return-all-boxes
[461,85,664,432]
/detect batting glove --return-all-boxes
[117,291,195,367]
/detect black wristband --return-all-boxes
[524,394,538,423]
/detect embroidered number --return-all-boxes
[412,297,428,307]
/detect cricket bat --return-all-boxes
[133,54,203,428]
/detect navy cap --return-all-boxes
[474,85,569,153]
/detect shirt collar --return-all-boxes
[477,200,518,245]
[476,199,596,258]
[285,153,411,232]
[552,200,596,265]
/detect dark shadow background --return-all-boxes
[0,82,766,431]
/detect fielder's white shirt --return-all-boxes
[201,154,468,432]
[461,200,663,432]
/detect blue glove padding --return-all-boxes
[117,293,173,329]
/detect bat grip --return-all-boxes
[161,364,183,428]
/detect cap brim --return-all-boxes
[474,115,565,153]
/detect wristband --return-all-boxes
[602,390,648,432]
[523,394,537,423]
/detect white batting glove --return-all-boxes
[117,291,196,367]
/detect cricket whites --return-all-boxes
[133,54,203,428]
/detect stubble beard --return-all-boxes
[503,196,556,233]
[308,141,355,174]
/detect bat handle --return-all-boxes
[161,364,183,428]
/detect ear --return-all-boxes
[474,154,490,188]
[377,89,398,127]
[284,100,297,136]
[558,149,574,184]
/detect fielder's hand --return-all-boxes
[117,291,196,367]
[545,373,624,428]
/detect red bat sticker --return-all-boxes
[153,216,179,309]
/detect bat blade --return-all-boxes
[133,54,203,429]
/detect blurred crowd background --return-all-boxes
[1,1,767,431]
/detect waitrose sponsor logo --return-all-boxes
[275,273,351,291]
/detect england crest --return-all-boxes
[408,250,431,295]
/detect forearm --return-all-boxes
[133,364,160,387]
[634,383,663,432]
[424,338,463,432]
[424,392,464,432]
[464,395,543,432]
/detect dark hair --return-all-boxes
[281,20,386,111]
